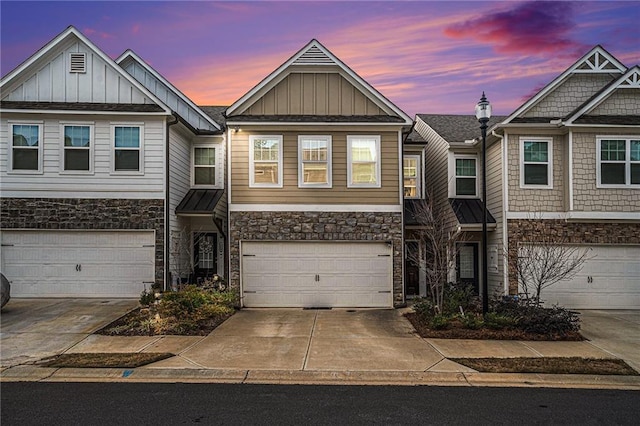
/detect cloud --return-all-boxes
[444,1,588,56]
[82,27,115,40]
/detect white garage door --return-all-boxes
[241,241,392,308]
[1,230,155,298]
[543,245,640,309]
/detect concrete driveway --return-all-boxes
[0,298,138,368]
[579,310,640,372]
[154,309,446,371]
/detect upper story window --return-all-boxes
[403,155,421,198]
[455,158,477,197]
[520,137,552,188]
[249,135,282,187]
[347,135,381,188]
[62,125,92,172]
[113,125,143,173]
[597,137,640,187]
[10,123,42,173]
[298,135,332,188]
[193,146,216,186]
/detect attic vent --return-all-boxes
[293,45,334,65]
[69,53,86,73]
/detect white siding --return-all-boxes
[0,113,165,198]
[2,41,155,105]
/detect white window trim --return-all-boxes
[249,135,283,188]
[347,135,381,188]
[110,124,144,175]
[8,121,44,174]
[520,137,553,189]
[59,122,95,175]
[298,135,332,188]
[596,136,640,188]
[403,154,422,199]
[191,143,221,188]
[452,154,478,198]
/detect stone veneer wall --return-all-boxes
[0,198,164,287]
[229,211,404,306]
[506,219,640,294]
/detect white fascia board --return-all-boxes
[225,121,406,127]
[0,26,171,116]
[229,204,402,213]
[116,50,221,131]
[0,109,169,116]
[503,46,626,125]
[506,211,640,221]
[226,39,412,124]
[565,66,640,125]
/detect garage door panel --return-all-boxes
[543,245,640,309]
[241,242,392,308]
[1,231,154,298]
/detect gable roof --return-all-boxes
[0,26,170,115]
[116,49,222,132]
[503,45,626,124]
[565,65,640,125]
[417,114,507,143]
[226,39,412,124]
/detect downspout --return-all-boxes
[492,129,510,295]
[165,113,179,291]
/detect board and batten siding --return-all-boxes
[231,129,399,205]
[245,72,386,117]
[0,113,165,198]
[2,41,155,105]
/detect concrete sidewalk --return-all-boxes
[1,303,639,389]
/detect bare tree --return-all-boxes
[169,227,212,289]
[406,197,466,313]
[513,240,592,307]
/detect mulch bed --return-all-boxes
[452,357,639,375]
[96,307,234,336]
[36,353,174,368]
[405,312,584,341]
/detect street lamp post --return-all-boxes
[475,92,491,315]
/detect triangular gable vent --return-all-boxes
[619,70,640,88]
[69,52,86,73]
[292,45,335,65]
[574,51,624,73]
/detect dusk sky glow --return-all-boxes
[1,1,639,116]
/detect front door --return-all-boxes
[193,233,217,283]
[405,241,420,296]
[456,243,479,294]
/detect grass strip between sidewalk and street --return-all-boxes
[451,357,639,375]
[36,353,174,368]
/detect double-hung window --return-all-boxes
[193,146,216,186]
[598,137,640,187]
[113,125,143,172]
[403,155,421,198]
[455,157,477,196]
[62,125,92,172]
[347,135,381,188]
[520,137,552,188]
[10,123,42,173]
[249,135,282,187]
[298,135,331,188]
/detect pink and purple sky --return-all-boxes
[1,1,639,116]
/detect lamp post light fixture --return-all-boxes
[475,92,491,315]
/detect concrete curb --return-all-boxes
[2,366,640,389]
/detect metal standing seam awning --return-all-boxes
[449,198,497,231]
[175,189,223,215]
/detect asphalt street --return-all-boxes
[2,383,639,425]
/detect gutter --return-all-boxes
[164,113,180,291]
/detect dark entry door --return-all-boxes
[193,233,217,283]
[456,242,479,294]
[405,241,420,296]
